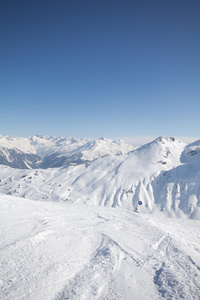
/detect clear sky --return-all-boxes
[1,0,200,142]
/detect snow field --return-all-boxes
[1,195,200,299]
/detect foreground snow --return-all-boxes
[1,195,200,300]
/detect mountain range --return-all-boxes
[1,134,200,299]
[0,135,200,219]
[0,135,135,169]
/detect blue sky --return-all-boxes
[0,0,200,141]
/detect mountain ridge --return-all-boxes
[0,135,135,169]
[0,135,200,219]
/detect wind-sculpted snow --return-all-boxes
[0,195,200,300]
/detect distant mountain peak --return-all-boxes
[156,136,175,142]
[0,134,135,169]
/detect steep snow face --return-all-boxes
[152,158,200,219]
[181,139,200,163]
[1,195,200,300]
[0,147,41,169]
[0,137,199,219]
[135,136,186,167]
[0,135,135,169]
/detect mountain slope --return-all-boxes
[0,147,41,169]
[181,139,200,163]
[1,137,200,219]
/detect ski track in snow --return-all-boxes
[0,195,200,300]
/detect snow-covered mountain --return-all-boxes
[1,136,200,300]
[0,135,135,169]
[1,136,200,219]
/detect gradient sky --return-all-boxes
[1,0,200,140]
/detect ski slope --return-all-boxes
[0,195,200,300]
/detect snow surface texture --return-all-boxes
[0,195,200,300]
[0,135,135,169]
[1,136,200,219]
